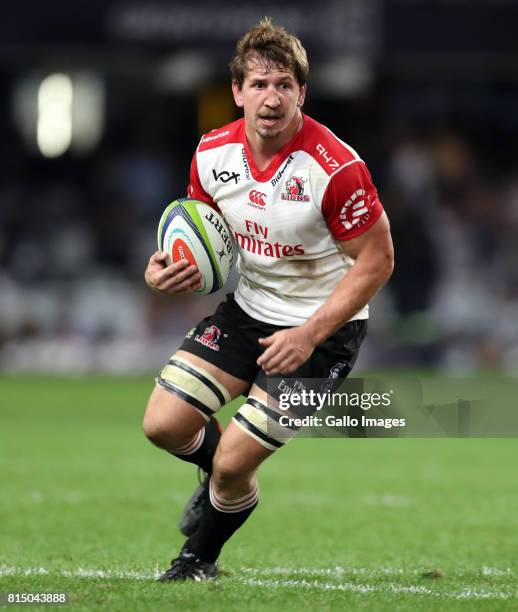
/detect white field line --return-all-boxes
[0,566,516,600]
[241,578,517,600]
[482,566,513,577]
[243,567,408,577]
[9,490,412,508]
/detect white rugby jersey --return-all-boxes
[188,114,384,326]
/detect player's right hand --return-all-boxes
[144,251,201,294]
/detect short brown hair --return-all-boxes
[229,17,309,87]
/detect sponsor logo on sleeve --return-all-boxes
[316,143,340,170]
[339,190,374,230]
[201,130,230,144]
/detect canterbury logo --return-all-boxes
[249,190,267,206]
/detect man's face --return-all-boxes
[232,56,306,141]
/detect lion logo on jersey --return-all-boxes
[287,177,304,196]
[281,176,310,202]
[195,325,223,351]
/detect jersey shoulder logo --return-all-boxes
[315,143,340,170]
[339,190,374,230]
[201,130,230,145]
[281,176,310,202]
[299,116,360,175]
[198,119,243,152]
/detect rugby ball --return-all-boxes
[157,198,234,295]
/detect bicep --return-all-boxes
[337,211,393,262]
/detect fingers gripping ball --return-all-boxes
[157,198,234,295]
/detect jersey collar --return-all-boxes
[241,114,306,184]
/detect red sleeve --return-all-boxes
[322,161,384,241]
[187,152,219,210]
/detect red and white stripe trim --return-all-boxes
[209,478,259,513]
[170,428,205,456]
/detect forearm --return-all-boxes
[303,254,393,345]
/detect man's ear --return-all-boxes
[297,84,307,108]
[232,80,244,108]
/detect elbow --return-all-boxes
[378,247,394,286]
[386,249,395,280]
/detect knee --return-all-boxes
[142,383,208,451]
[142,410,188,450]
[142,411,170,447]
[212,452,250,489]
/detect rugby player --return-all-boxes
[143,17,394,581]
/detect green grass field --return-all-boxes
[1,375,517,611]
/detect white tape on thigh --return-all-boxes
[157,355,231,419]
[233,395,298,451]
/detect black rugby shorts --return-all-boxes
[178,293,367,394]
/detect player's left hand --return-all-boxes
[257,327,316,375]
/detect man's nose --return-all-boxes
[264,87,281,107]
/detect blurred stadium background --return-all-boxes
[1,0,517,376]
